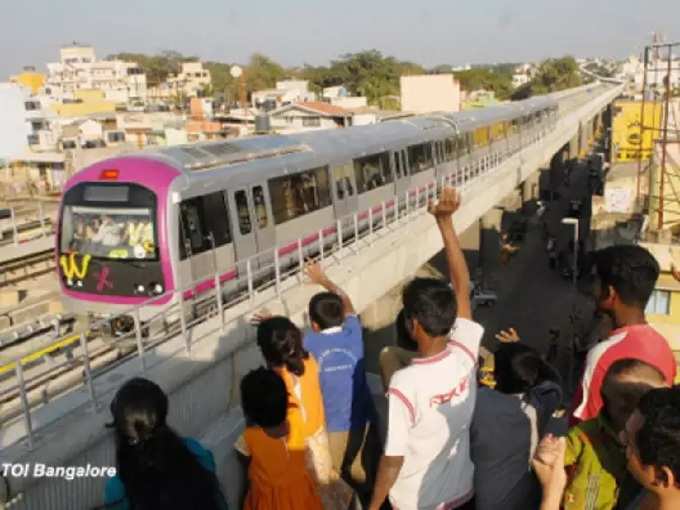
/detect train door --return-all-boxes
[230,189,258,266]
[331,163,358,220]
[250,184,275,268]
[393,149,410,216]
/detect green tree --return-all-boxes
[511,56,582,100]
[245,53,287,95]
[453,68,514,100]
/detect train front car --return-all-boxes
[57,157,180,335]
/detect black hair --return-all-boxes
[636,386,680,482]
[109,378,224,510]
[494,343,560,395]
[593,245,659,308]
[240,367,288,428]
[402,277,457,337]
[256,316,309,376]
[308,292,344,329]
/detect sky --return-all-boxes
[2,0,680,79]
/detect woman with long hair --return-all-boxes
[470,332,563,510]
[104,377,227,510]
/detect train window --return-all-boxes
[268,166,332,224]
[332,163,355,200]
[353,152,391,193]
[474,126,490,148]
[444,139,455,161]
[235,190,252,235]
[252,186,268,229]
[407,144,433,174]
[178,192,231,260]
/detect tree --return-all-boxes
[453,68,514,100]
[245,53,287,94]
[511,56,582,100]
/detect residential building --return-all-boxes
[252,80,316,111]
[640,242,680,354]
[400,74,461,114]
[45,43,147,104]
[9,67,46,94]
[330,96,367,109]
[269,101,351,133]
[50,89,117,117]
[166,62,211,99]
[620,55,680,93]
[322,85,349,99]
[512,63,534,89]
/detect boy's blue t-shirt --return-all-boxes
[304,315,372,432]
[104,437,225,510]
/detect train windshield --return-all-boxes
[60,205,157,260]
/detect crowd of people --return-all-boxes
[100,186,679,510]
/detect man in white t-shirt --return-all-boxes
[368,187,484,510]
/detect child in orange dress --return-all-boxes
[240,367,322,510]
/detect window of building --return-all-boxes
[62,140,77,150]
[107,132,125,143]
[252,186,269,229]
[234,190,252,235]
[407,144,433,173]
[354,152,392,192]
[302,117,321,127]
[24,101,40,111]
[268,166,332,224]
[646,290,671,315]
[179,191,231,259]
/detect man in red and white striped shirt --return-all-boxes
[571,245,676,424]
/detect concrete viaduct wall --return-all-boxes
[0,85,622,509]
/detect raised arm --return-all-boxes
[428,187,472,320]
[305,261,356,316]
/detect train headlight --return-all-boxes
[151,282,164,295]
[134,283,146,294]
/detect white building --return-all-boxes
[620,55,680,92]
[512,63,534,89]
[166,62,212,98]
[0,83,59,160]
[400,74,461,114]
[45,44,147,104]
[322,85,349,99]
[252,80,316,111]
[269,101,351,133]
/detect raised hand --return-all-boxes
[532,434,567,495]
[428,187,461,220]
[495,327,520,343]
[304,260,327,286]
[250,308,273,325]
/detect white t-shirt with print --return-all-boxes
[385,318,484,510]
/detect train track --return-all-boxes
[0,249,55,286]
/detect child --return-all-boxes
[104,378,227,510]
[239,367,322,510]
[303,261,378,500]
[563,359,667,509]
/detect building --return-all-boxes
[461,89,499,110]
[512,63,534,89]
[269,101,351,133]
[620,54,680,93]
[50,89,117,117]
[165,62,211,99]
[45,43,147,104]
[611,100,663,162]
[640,242,680,352]
[252,80,316,111]
[400,74,461,114]
[9,67,46,94]
[322,85,349,99]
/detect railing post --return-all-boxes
[405,190,410,219]
[79,332,98,406]
[14,361,34,450]
[318,229,324,260]
[178,293,190,354]
[353,213,359,247]
[381,201,386,229]
[336,219,343,254]
[10,207,18,247]
[246,257,254,302]
[214,271,225,332]
[133,309,146,373]
[274,247,281,297]
[38,201,46,238]
[368,207,373,238]
[297,238,304,273]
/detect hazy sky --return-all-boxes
[2,0,679,79]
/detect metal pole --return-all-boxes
[381,201,386,228]
[572,222,579,288]
[38,201,46,238]
[337,219,343,253]
[318,229,324,260]
[637,46,649,204]
[79,332,97,406]
[133,309,146,373]
[215,271,224,332]
[368,208,373,238]
[657,45,672,230]
[10,207,18,246]
[297,238,304,273]
[274,248,281,297]
[246,257,254,301]
[178,293,190,354]
[14,361,34,449]
[353,213,359,247]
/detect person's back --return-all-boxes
[571,245,675,424]
[471,341,562,510]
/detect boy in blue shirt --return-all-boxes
[304,261,378,501]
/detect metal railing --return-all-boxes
[0,204,53,247]
[1,85,612,451]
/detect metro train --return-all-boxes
[57,93,560,334]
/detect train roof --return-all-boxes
[111,94,558,185]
